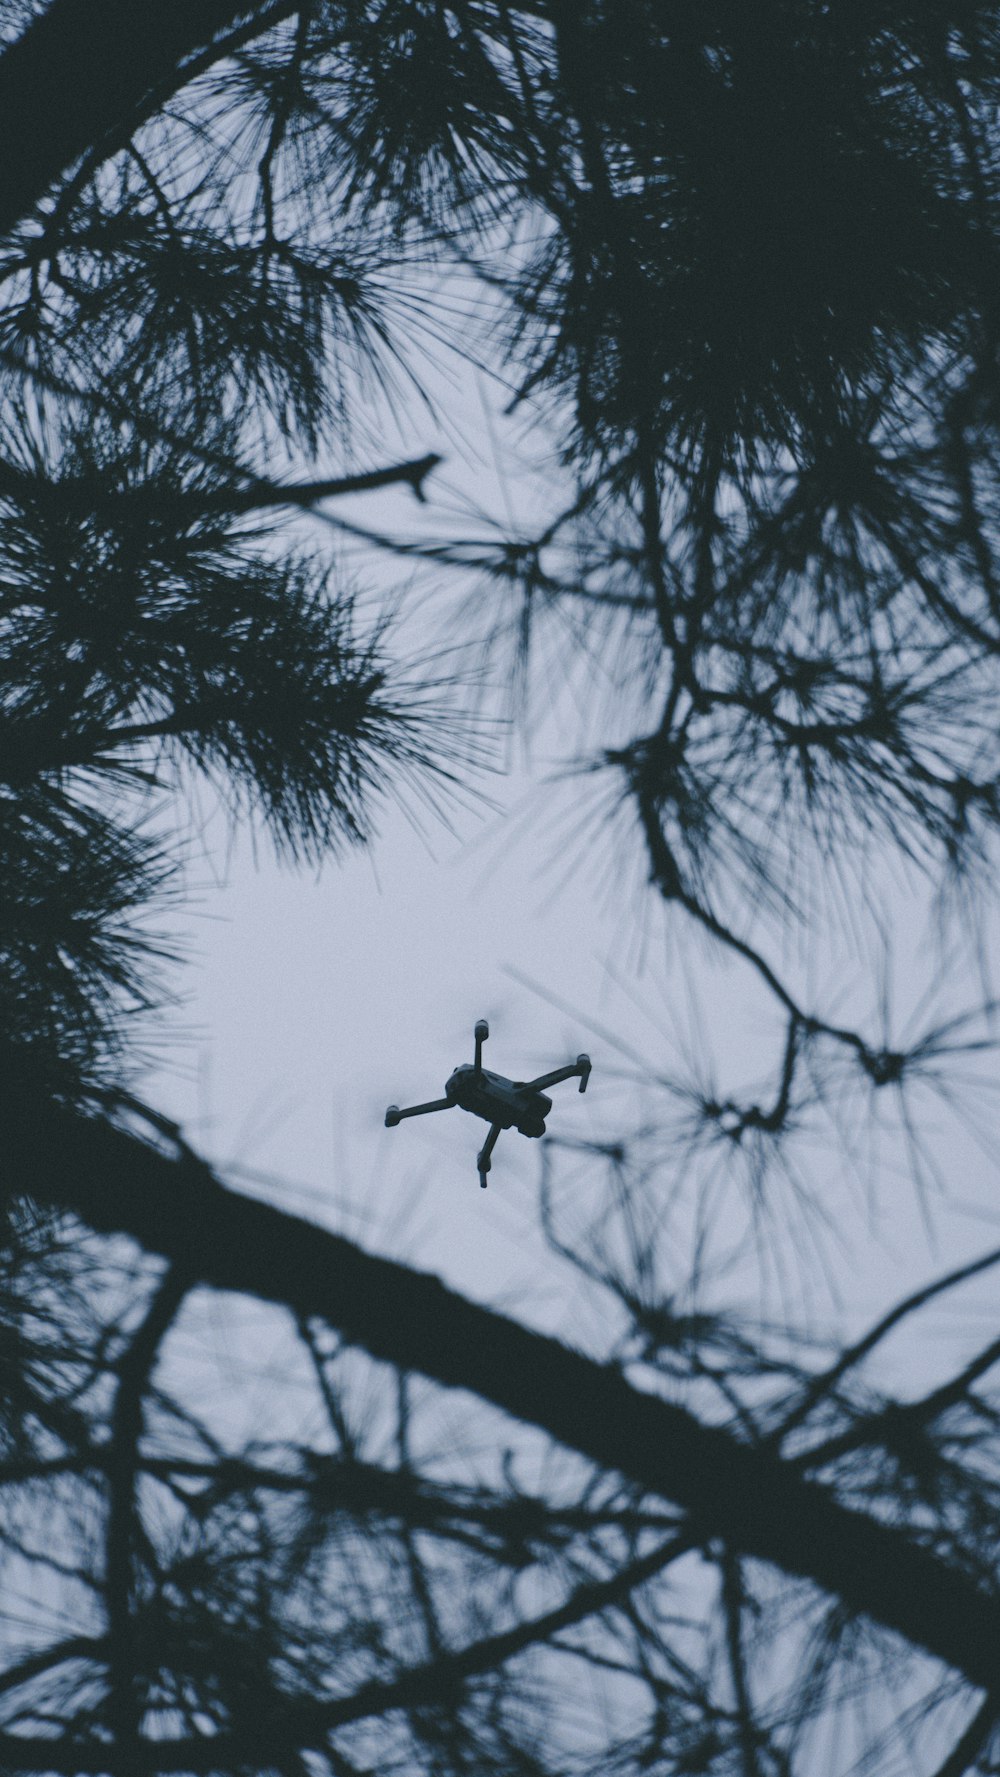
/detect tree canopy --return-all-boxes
[4,3,1000,1774]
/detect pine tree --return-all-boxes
[4,5,1000,1774]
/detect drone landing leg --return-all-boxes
[477,1121,502,1187]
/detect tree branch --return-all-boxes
[228,453,444,511]
[0,0,297,238]
[105,1266,189,1764]
[0,1529,691,1772]
[8,1099,1000,1697]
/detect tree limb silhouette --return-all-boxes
[0,0,297,237]
[10,1098,1000,1696]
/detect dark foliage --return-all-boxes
[3,4,1000,1775]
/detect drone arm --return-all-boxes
[523,1054,592,1095]
[385,1097,454,1127]
[473,1018,489,1079]
[477,1120,502,1187]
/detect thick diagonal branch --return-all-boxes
[8,1100,1000,1694]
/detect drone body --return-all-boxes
[445,1064,552,1135]
[385,1020,591,1186]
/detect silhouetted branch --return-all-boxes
[0,1527,693,1773]
[105,1266,189,1760]
[720,1554,763,1777]
[229,453,444,510]
[9,1098,1000,1694]
[0,0,297,237]
[927,1693,999,1777]
[773,1245,1000,1453]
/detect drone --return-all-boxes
[385,1020,591,1187]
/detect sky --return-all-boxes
[141,381,1000,1391]
[138,366,657,1322]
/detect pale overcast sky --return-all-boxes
[143,362,1000,1391]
